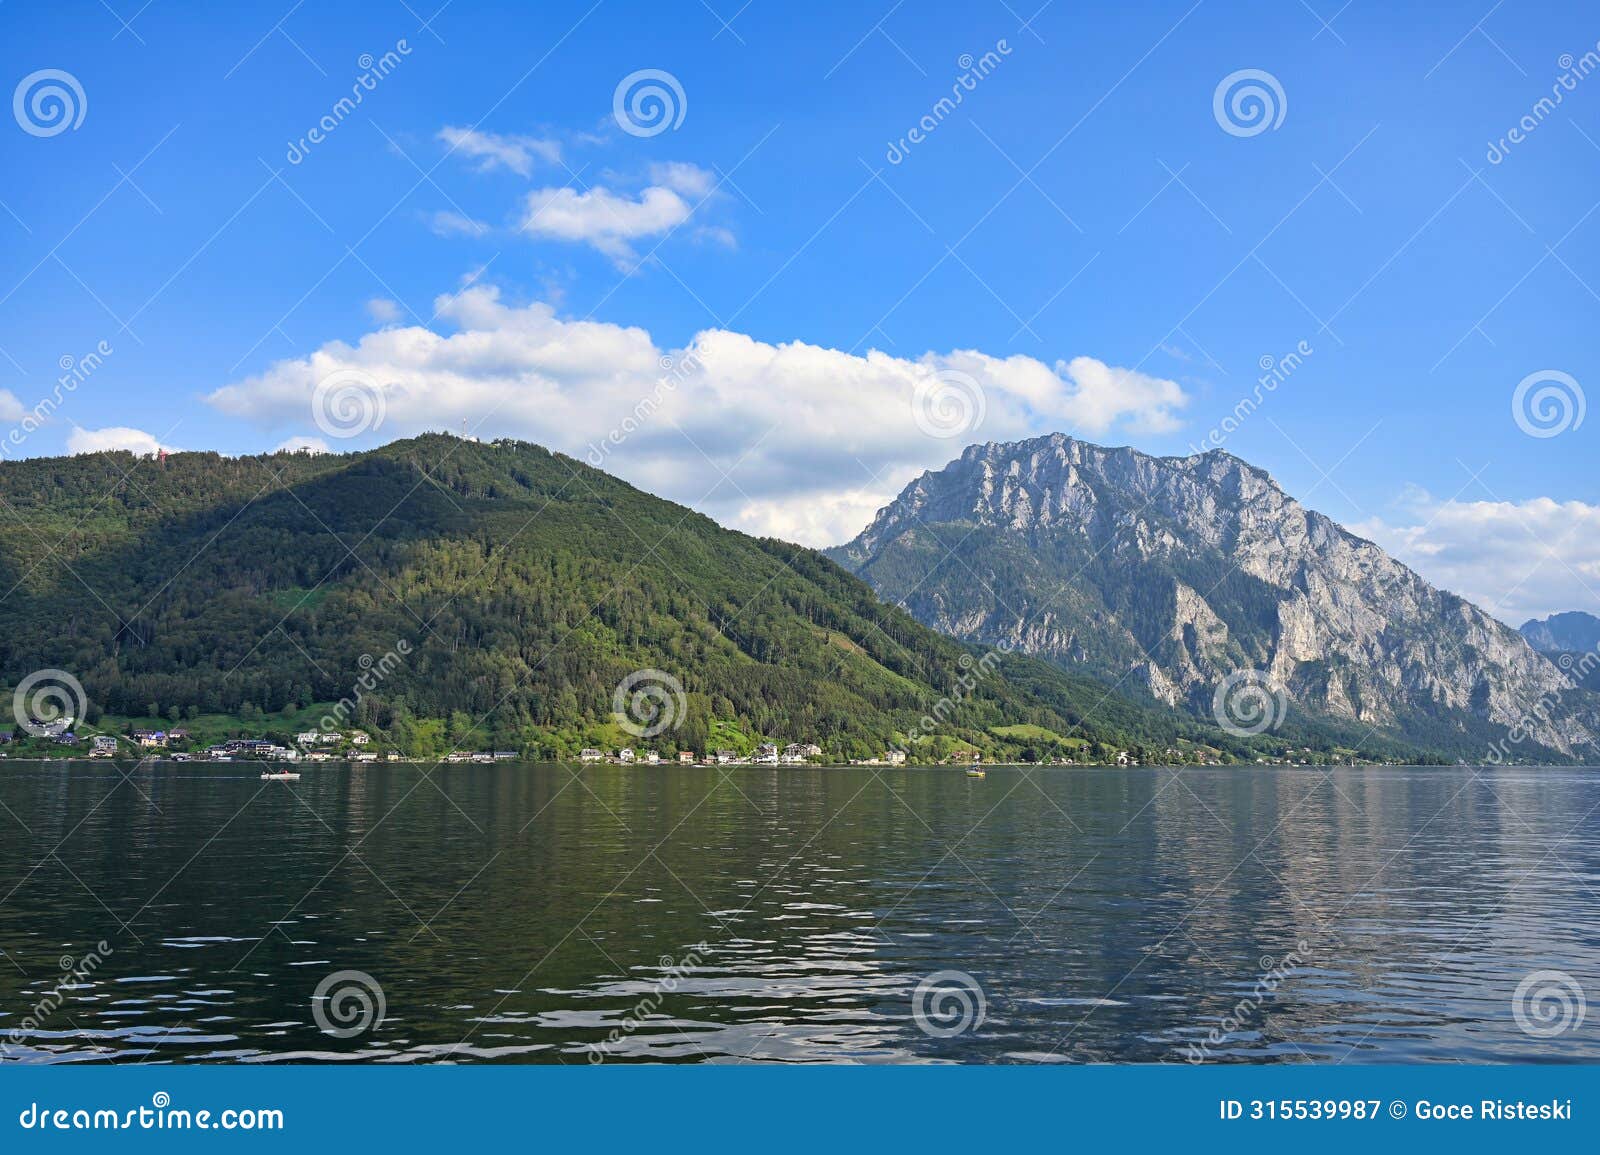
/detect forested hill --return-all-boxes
[0,433,1319,763]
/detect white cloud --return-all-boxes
[437,126,560,176]
[648,161,717,199]
[693,224,737,250]
[275,435,331,454]
[429,210,490,238]
[67,427,176,456]
[0,389,26,422]
[1352,490,1600,625]
[205,285,1191,546]
[366,298,402,324]
[519,185,693,264]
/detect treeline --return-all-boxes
[0,435,1242,761]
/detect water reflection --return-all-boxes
[0,764,1596,1063]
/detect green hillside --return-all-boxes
[0,435,1436,763]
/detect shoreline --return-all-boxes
[0,757,1548,769]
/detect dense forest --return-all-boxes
[0,435,1438,763]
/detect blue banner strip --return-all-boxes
[4,1066,1598,1151]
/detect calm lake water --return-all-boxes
[1,762,1597,1064]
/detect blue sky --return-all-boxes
[2,0,1597,621]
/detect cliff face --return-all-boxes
[830,433,1598,759]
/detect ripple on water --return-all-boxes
[2,763,1597,1063]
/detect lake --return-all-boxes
[1,762,1596,1064]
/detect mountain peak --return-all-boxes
[1520,610,1600,654]
[830,437,1598,761]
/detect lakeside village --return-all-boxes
[3,719,841,766]
[0,714,1378,768]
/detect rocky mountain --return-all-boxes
[1520,611,1600,692]
[0,434,1260,763]
[1520,611,1600,654]
[828,433,1600,762]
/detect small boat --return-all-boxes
[260,770,301,781]
[966,756,986,779]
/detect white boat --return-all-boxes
[260,770,301,781]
